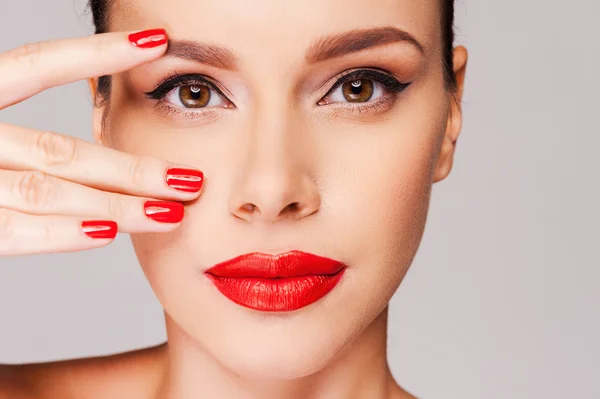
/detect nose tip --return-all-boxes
[229,174,321,223]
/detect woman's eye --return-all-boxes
[164,84,228,109]
[329,79,379,103]
[319,70,409,106]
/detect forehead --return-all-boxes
[110,0,441,59]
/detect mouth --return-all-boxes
[204,250,347,312]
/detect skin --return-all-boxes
[0,0,467,398]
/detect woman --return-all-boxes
[0,0,467,397]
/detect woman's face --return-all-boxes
[93,0,463,378]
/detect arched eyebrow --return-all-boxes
[163,26,424,70]
[164,40,238,70]
[305,26,425,63]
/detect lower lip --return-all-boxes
[205,269,345,312]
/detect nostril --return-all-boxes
[241,203,256,212]
[280,202,303,218]
[233,201,312,222]
[282,202,300,215]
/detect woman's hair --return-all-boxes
[87,0,456,104]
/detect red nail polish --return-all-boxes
[129,28,168,49]
[82,221,118,239]
[166,168,204,193]
[144,201,184,223]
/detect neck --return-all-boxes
[155,305,409,399]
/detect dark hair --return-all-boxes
[88,0,456,104]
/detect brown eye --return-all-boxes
[179,84,211,108]
[341,79,374,102]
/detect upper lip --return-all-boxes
[204,250,346,278]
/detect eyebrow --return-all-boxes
[163,26,424,70]
[305,26,425,63]
[164,40,238,70]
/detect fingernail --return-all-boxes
[144,201,184,223]
[166,168,204,193]
[129,28,168,49]
[82,220,118,239]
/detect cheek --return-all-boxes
[317,100,446,282]
[311,121,445,355]
[325,130,438,293]
[362,132,437,279]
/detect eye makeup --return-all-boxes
[317,68,411,116]
[145,72,232,101]
[142,67,411,120]
[322,68,409,98]
[144,71,234,121]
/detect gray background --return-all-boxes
[1,1,598,398]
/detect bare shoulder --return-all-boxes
[0,342,166,399]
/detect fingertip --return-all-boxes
[82,220,118,239]
[128,28,168,50]
[165,167,205,195]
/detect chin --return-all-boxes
[212,332,344,379]
[210,305,357,378]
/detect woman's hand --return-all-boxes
[0,29,204,256]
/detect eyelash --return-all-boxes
[144,70,230,120]
[319,69,410,115]
[144,68,411,119]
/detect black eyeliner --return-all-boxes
[144,73,225,100]
[329,69,410,95]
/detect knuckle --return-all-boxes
[127,157,154,187]
[107,194,126,222]
[39,219,53,244]
[14,171,53,209]
[0,209,15,245]
[35,130,77,167]
[94,34,112,54]
[10,41,43,69]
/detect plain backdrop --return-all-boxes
[0,1,598,398]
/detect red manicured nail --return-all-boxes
[144,201,184,223]
[128,28,168,49]
[82,220,117,239]
[166,168,204,193]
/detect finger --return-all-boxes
[0,28,168,109]
[0,169,185,233]
[0,123,204,201]
[0,208,117,256]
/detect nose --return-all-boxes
[227,114,321,224]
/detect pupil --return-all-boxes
[351,80,362,95]
[190,86,201,99]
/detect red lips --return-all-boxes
[204,251,346,312]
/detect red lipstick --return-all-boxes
[204,251,346,312]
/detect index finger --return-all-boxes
[0,28,168,109]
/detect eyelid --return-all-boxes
[144,72,232,101]
[322,68,408,97]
